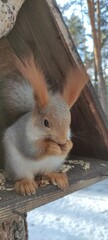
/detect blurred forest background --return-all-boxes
[57,0,108,118]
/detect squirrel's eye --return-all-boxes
[44,119,50,128]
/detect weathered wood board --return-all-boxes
[0,157,108,222]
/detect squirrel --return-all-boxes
[1,42,89,195]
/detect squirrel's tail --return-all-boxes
[0,73,34,127]
[0,38,35,127]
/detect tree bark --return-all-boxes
[0,215,28,240]
[86,0,108,117]
[96,0,108,117]
[94,57,98,94]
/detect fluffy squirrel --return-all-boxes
[2,48,89,195]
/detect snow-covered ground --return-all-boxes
[27,179,108,240]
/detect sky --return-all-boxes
[57,0,82,18]
[56,0,93,52]
[57,0,69,7]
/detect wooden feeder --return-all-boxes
[0,0,108,237]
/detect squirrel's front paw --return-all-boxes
[45,141,61,156]
[61,140,73,155]
[14,178,38,196]
[45,172,68,189]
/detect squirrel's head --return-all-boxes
[16,52,89,145]
[33,93,71,145]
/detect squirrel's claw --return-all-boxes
[45,172,69,190]
[61,140,73,155]
[14,178,38,195]
[45,140,62,156]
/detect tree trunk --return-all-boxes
[0,215,28,240]
[98,66,108,117]
[86,0,108,117]
[94,54,98,94]
[96,0,108,117]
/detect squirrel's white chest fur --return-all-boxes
[4,139,65,180]
[6,142,64,178]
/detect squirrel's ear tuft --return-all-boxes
[16,53,49,108]
[62,68,89,108]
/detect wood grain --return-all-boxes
[0,158,108,222]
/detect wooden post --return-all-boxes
[0,215,28,240]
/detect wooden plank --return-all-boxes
[46,0,108,157]
[71,88,108,159]
[46,0,108,130]
[46,0,87,72]
[0,158,108,222]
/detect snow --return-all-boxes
[27,179,108,240]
